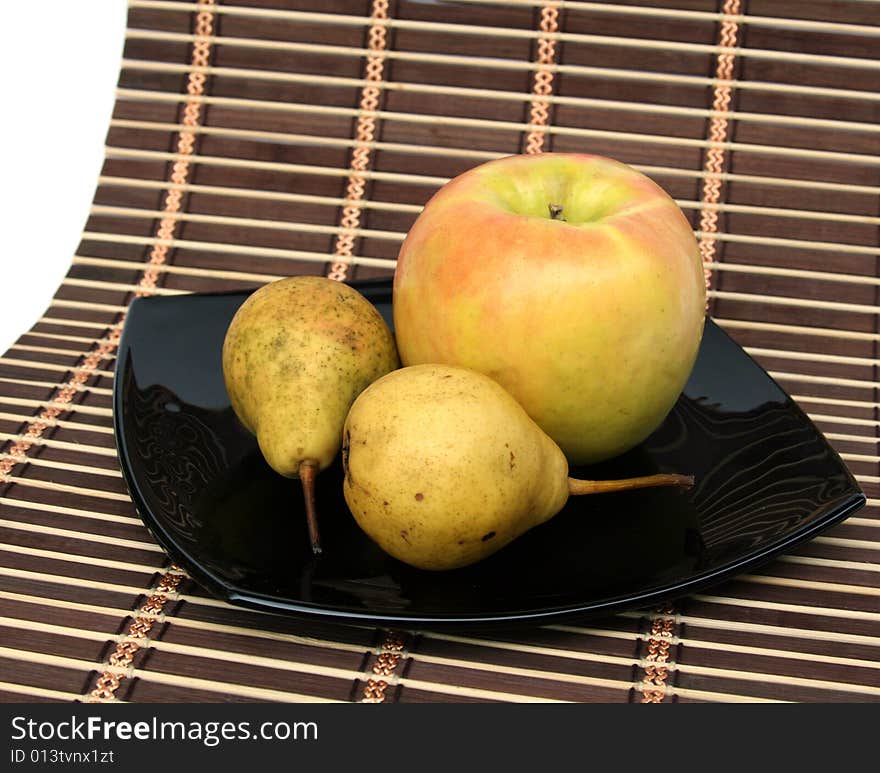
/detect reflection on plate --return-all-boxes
[113,279,864,626]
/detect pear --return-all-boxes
[222,276,399,553]
[342,364,691,570]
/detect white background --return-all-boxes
[0,2,129,355]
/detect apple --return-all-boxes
[392,153,706,466]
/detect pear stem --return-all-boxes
[568,473,694,496]
[298,460,322,555]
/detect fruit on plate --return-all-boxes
[222,276,399,553]
[393,153,706,466]
[342,364,692,570]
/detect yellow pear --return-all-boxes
[342,364,691,570]
[222,276,399,552]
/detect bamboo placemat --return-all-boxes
[1,0,878,703]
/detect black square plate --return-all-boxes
[113,279,865,626]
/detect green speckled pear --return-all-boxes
[222,276,399,552]
[342,364,692,570]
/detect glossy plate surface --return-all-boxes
[114,280,865,625]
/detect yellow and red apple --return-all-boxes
[393,153,706,466]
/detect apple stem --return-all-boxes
[549,203,565,221]
[298,459,322,555]
[567,473,694,496]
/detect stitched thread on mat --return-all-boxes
[327,0,391,283]
[525,1,560,155]
[638,607,677,703]
[361,630,407,703]
[138,0,216,295]
[85,569,184,702]
[0,328,122,482]
[699,0,742,301]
